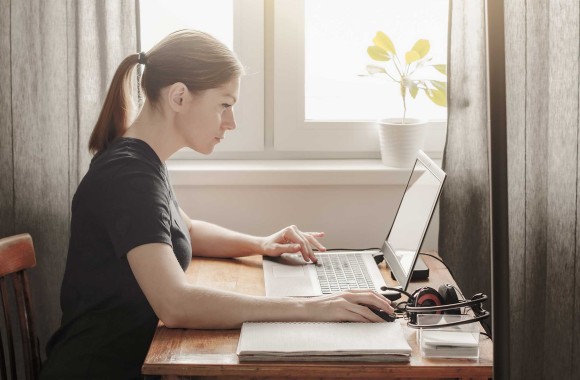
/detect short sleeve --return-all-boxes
[102,162,172,258]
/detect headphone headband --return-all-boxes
[405,293,488,313]
[400,284,489,329]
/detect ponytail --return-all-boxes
[88,54,139,155]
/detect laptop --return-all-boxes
[262,150,447,299]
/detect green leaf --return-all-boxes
[366,64,387,75]
[424,88,447,107]
[402,78,419,99]
[405,39,430,64]
[405,50,421,64]
[411,39,430,58]
[433,64,447,75]
[367,46,390,61]
[409,84,419,99]
[430,80,447,92]
[373,31,396,55]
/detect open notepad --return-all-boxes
[237,322,412,362]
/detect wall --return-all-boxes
[174,184,439,253]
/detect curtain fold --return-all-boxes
[0,0,136,362]
[505,1,580,379]
[438,0,492,324]
[0,0,13,237]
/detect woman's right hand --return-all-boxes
[302,290,395,323]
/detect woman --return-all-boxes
[40,30,393,379]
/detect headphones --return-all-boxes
[384,284,490,329]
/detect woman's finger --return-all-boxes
[306,232,325,238]
[304,233,326,252]
[284,226,317,262]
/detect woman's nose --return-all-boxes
[223,108,236,130]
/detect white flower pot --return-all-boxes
[377,118,428,168]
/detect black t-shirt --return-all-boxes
[41,138,192,379]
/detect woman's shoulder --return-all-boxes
[79,138,169,201]
[90,137,165,178]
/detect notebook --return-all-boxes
[236,321,412,362]
[262,150,446,299]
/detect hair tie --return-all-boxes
[138,52,147,65]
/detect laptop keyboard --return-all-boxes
[315,253,375,294]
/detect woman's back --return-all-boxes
[41,137,191,379]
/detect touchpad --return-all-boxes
[273,265,306,278]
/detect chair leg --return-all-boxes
[14,272,41,380]
[0,277,18,379]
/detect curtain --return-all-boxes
[505,0,580,379]
[443,0,580,378]
[438,0,492,324]
[0,0,136,363]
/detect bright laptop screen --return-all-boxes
[383,151,446,291]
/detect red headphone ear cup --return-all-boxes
[413,287,444,314]
[438,284,461,315]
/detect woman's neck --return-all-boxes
[124,101,183,162]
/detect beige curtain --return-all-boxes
[0,0,136,364]
[442,0,580,378]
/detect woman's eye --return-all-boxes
[222,103,232,109]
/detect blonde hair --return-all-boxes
[88,30,243,155]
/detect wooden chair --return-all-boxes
[0,233,41,380]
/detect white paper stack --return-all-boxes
[420,329,480,359]
[237,322,412,362]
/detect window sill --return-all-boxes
[166,159,438,186]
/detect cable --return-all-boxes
[419,252,457,281]
[480,331,492,340]
[480,320,493,339]
[323,248,384,264]
[380,286,414,299]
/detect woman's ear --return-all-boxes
[167,82,188,112]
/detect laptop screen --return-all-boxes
[382,151,446,292]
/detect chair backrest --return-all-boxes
[0,234,41,380]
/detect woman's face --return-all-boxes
[176,77,240,155]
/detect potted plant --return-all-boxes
[366,31,447,167]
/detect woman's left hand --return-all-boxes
[261,225,326,263]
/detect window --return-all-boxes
[273,0,448,154]
[139,0,448,159]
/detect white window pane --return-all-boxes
[305,0,449,121]
[140,0,233,51]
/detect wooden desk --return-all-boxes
[142,254,493,379]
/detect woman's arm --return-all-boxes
[127,243,393,329]
[179,207,325,262]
